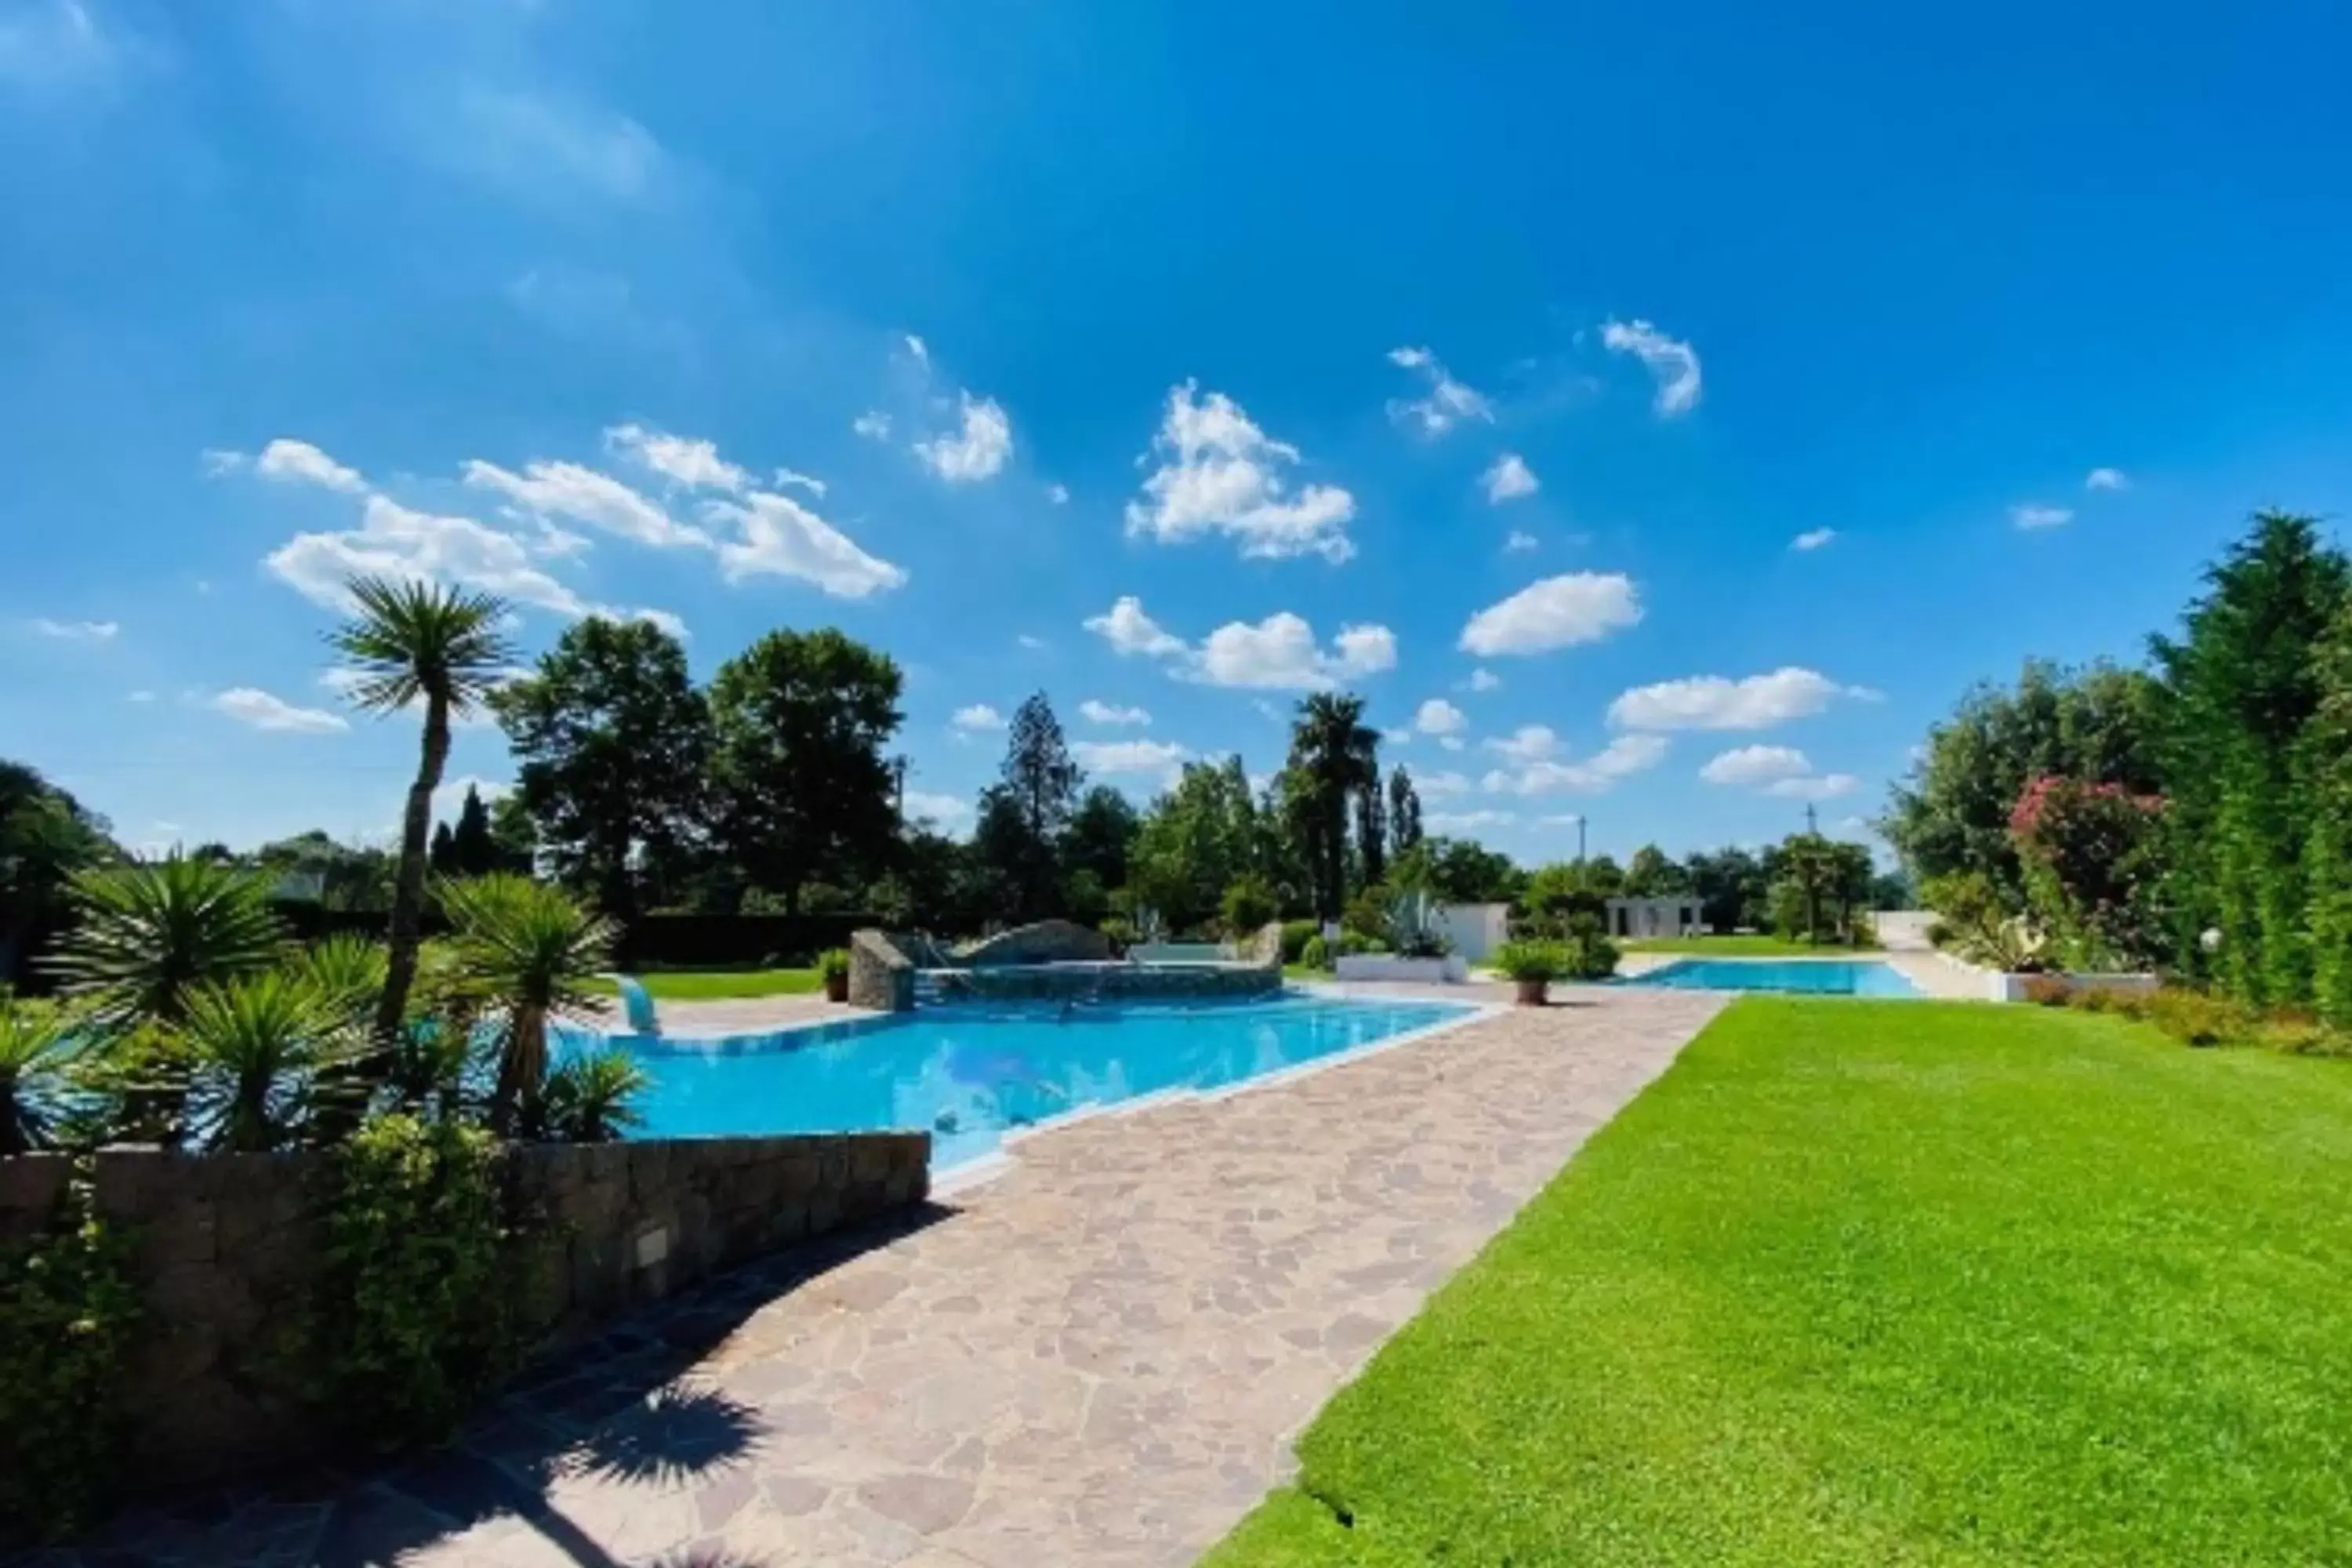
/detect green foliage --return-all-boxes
[1287,694,1381,920]
[1685,846,1766,934]
[1279,919,1322,964]
[1127,757,1265,935]
[0,1181,139,1544]
[1386,767,1423,863]
[1493,940,1566,982]
[0,994,86,1154]
[1298,934,1330,971]
[174,971,362,1152]
[818,946,852,982]
[1765,833,1875,946]
[1341,882,1395,943]
[1220,874,1279,937]
[492,616,711,919]
[1396,836,1522,905]
[1883,657,2163,908]
[1560,913,1621,980]
[708,627,904,916]
[438,875,615,1138]
[2009,775,2169,970]
[52,856,286,1027]
[542,1048,649,1142]
[0,758,116,990]
[1519,861,1609,931]
[1621,844,1690,897]
[1921,869,2042,970]
[302,1115,533,1448]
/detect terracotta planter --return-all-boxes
[1515,977,1551,1006]
[825,973,850,1004]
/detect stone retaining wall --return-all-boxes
[0,1130,928,1489]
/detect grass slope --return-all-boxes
[1208,997,2352,1566]
[585,967,822,1001]
[1625,934,1876,956]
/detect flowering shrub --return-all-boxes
[2009,775,2169,971]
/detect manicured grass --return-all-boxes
[585,967,822,1001]
[1625,933,1876,956]
[1207,997,2352,1566]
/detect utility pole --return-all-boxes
[1804,802,1818,836]
[1577,815,1588,863]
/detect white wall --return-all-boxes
[1433,902,1511,962]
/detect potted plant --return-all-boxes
[818,947,852,1004]
[1495,939,1567,1006]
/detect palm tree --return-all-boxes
[543,1048,650,1143]
[439,875,615,1137]
[51,856,285,1026]
[1287,694,1381,920]
[0,995,88,1154]
[176,971,360,1153]
[327,576,514,1040]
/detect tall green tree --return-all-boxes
[1355,771,1388,890]
[53,856,285,1028]
[1622,844,1690,897]
[493,616,711,918]
[327,577,514,1040]
[708,628,903,915]
[0,760,114,988]
[1882,659,2161,906]
[1387,768,1423,862]
[974,694,1083,922]
[1287,694,1380,920]
[1686,847,1766,933]
[2302,603,2352,1023]
[1063,785,1139,896]
[2151,511,2348,1001]
[1128,758,1259,931]
[449,785,498,877]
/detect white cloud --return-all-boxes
[1415,698,1468,736]
[1465,668,1501,692]
[1418,771,1472,796]
[126,689,154,703]
[913,392,1014,482]
[1426,810,1516,833]
[430,775,515,815]
[1601,318,1702,416]
[212,688,349,735]
[1504,530,1539,553]
[1083,596,1186,658]
[1700,745,1813,786]
[1080,699,1151,727]
[199,448,246,477]
[2085,467,2129,492]
[1071,738,1189,784]
[1483,734,1668,796]
[632,608,689,641]
[601,423,749,493]
[1124,383,1357,564]
[31,617,117,641]
[950,703,1006,734]
[442,87,664,205]
[1047,483,1071,505]
[1484,724,1560,763]
[2012,502,2074,531]
[1610,667,1861,732]
[902,333,930,366]
[464,458,706,549]
[902,790,971,826]
[1385,347,1493,436]
[1016,633,1048,652]
[252,438,365,494]
[1190,613,1397,691]
[853,411,892,441]
[1540,813,1585,826]
[1439,735,1465,752]
[772,467,826,496]
[1482,453,1539,504]
[268,494,598,619]
[1791,528,1837,551]
[706,490,908,598]
[1459,572,1642,656]
[1385,728,1414,747]
[1766,772,1859,800]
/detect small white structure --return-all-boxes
[1432,902,1511,963]
[1605,896,1705,940]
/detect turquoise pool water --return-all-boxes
[560,992,1474,1170]
[1619,959,1923,997]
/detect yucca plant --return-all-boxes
[295,933,389,1035]
[326,575,514,1042]
[438,875,615,1137]
[175,970,361,1153]
[543,1047,649,1143]
[50,856,286,1028]
[0,993,88,1154]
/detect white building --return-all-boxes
[1604,895,1705,940]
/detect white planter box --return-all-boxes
[1991,971,2161,1004]
[1334,954,1469,984]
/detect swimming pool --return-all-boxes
[560,992,1475,1171]
[1618,959,1923,997]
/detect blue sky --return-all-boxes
[6,0,2352,865]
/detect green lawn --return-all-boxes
[1207,997,2352,1566]
[585,966,823,1001]
[1625,933,1876,956]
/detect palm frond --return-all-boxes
[325,575,516,718]
[0,995,90,1153]
[175,970,360,1152]
[543,1047,648,1142]
[51,856,288,1026]
[438,874,616,1018]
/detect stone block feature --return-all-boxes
[848,927,916,1012]
[0,1129,927,1492]
[954,919,1112,967]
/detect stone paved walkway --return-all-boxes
[30,987,1721,1568]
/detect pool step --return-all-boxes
[912,971,948,1007]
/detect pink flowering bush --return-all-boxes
[2009,775,2169,971]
